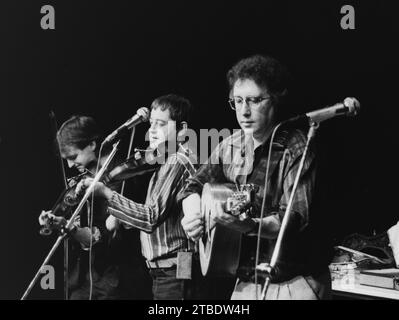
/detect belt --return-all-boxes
[146,256,177,269]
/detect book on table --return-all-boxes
[359,268,399,290]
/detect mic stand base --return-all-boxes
[256,263,274,300]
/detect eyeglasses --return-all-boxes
[228,96,271,110]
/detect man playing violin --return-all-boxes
[179,55,333,300]
[76,94,207,300]
[39,115,151,300]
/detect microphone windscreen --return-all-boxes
[137,107,150,122]
[343,97,360,116]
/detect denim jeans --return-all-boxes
[148,263,237,300]
[149,267,186,300]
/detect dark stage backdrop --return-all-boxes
[0,1,398,299]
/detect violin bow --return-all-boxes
[49,111,69,300]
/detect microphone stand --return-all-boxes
[111,127,136,236]
[256,121,319,300]
[21,141,120,300]
[120,127,136,196]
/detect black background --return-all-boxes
[0,1,398,299]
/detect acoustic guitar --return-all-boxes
[199,183,257,276]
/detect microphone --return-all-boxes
[102,107,150,145]
[288,97,360,124]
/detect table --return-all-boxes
[332,270,399,300]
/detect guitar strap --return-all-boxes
[273,148,289,209]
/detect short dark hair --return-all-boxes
[227,54,291,105]
[57,115,101,153]
[151,94,193,129]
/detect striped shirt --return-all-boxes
[107,144,197,262]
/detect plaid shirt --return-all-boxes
[107,144,197,262]
[179,128,322,282]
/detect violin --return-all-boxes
[39,143,168,236]
[39,170,92,236]
[103,144,166,184]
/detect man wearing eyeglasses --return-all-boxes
[179,55,332,300]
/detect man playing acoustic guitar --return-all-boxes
[179,55,332,300]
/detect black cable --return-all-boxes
[88,143,104,300]
[253,120,288,300]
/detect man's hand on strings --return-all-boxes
[181,211,204,242]
[38,210,67,229]
[212,202,256,234]
[75,178,114,200]
[181,194,204,241]
[38,210,53,226]
[106,215,120,232]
